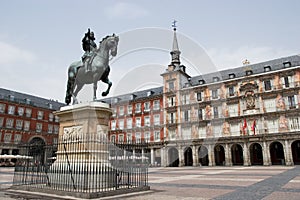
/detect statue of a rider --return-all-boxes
[82,28,97,72]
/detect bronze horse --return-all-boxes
[65,34,119,105]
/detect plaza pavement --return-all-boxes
[0,166,299,199]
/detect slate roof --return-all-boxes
[100,86,163,104]
[190,54,300,86]
[0,88,65,110]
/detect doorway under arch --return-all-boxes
[231,144,244,165]
[250,143,263,165]
[291,140,300,165]
[198,146,209,166]
[28,137,46,165]
[168,147,179,167]
[184,147,193,166]
[270,141,285,165]
[214,145,225,166]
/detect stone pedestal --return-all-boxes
[48,102,115,190]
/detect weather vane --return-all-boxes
[172,20,177,31]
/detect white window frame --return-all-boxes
[8,105,15,115]
[119,106,124,116]
[153,100,160,110]
[24,121,30,131]
[18,107,24,116]
[136,117,141,127]
[144,102,151,112]
[154,114,160,126]
[144,116,150,127]
[126,118,132,129]
[135,103,141,113]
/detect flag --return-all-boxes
[243,118,247,135]
[251,119,256,135]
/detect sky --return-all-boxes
[1,0,300,103]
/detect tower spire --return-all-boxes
[170,20,181,67]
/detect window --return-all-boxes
[112,107,117,116]
[182,94,190,105]
[6,118,14,128]
[16,120,23,130]
[0,103,5,113]
[288,95,296,108]
[135,103,141,113]
[18,107,24,116]
[183,110,190,122]
[118,134,124,143]
[119,119,124,130]
[212,89,218,99]
[8,105,15,115]
[283,61,291,68]
[111,120,116,130]
[264,80,272,91]
[126,133,132,143]
[213,107,219,119]
[144,102,150,112]
[0,117,3,127]
[169,113,175,124]
[54,125,59,134]
[37,111,44,120]
[127,118,132,129]
[264,66,271,72]
[49,113,54,122]
[246,70,253,76]
[168,96,176,106]
[24,121,30,131]
[127,105,132,114]
[229,73,236,79]
[36,123,42,133]
[169,82,174,91]
[48,124,53,134]
[14,134,22,144]
[110,135,116,143]
[144,132,150,142]
[4,133,12,143]
[25,108,32,117]
[199,80,205,85]
[290,117,300,130]
[196,92,202,101]
[198,109,203,120]
[283,76,290,88]
[154,114,160,125]
[144,116,150,127]
[53,138,58,144]
[228,86,235,96]
[119,106,124,116]
[154,131,160,141]
[54,116,59,122]
[135,132,141,143]
[213,77,220,82]
[136,117,141,127]
[153,100,160,110]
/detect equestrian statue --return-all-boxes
[65,29,119,105]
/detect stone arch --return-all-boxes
[231,143,244,165]
[270,141,285,165]
[249,142,263,165]
[214,144,225,166]
[184,146,193,166]
[168,147,179,167]
[28,137,46,165]
[198,145,209,166]
[291,140,300,165]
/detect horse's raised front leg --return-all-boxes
[93,82,97,101]
[101,78,112,97]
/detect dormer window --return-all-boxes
[245,70,253,76]
[198,80,205,85]
[147,91,153,97]
[283,61,291,68]
[264,66,271,72]
[9,95,14,101]
[229,73,236,79]
[130,94,136,100]
[213,77,220,82]
[25,98,31,105]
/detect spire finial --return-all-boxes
[172,20,177,31]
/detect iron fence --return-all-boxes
[12,140,149,198]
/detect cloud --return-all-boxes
[105,2,148,20]
[207,46,296,70]
[0,41,37,65]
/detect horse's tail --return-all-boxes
[65,67,77,105]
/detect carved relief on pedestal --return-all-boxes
[63,125,83,142]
